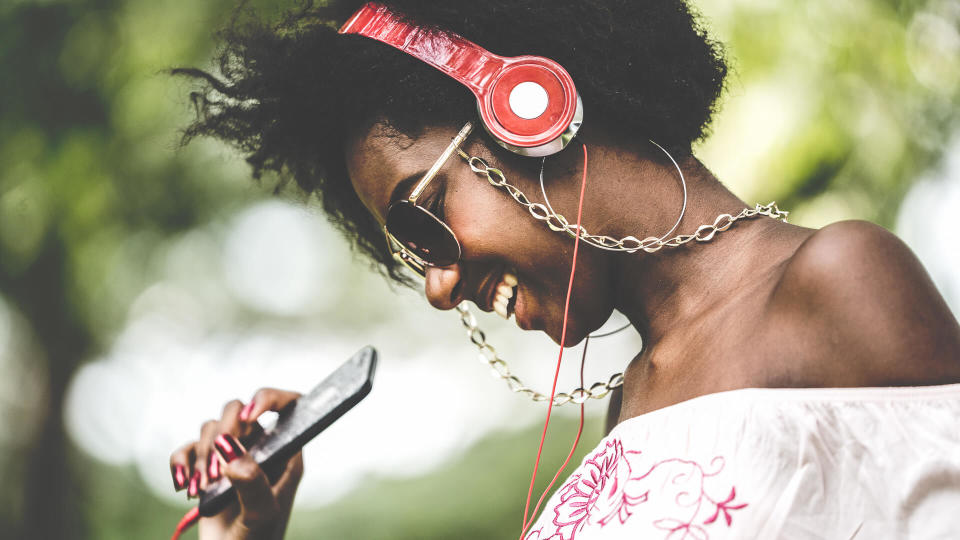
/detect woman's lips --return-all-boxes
[513,284,530,330]
[475,268,500,313]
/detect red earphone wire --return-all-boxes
[520,339,589,538]
[170,506,199,540]
[519,143,589,540]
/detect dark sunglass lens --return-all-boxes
[386,202,460,267]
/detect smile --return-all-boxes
[492,271,518,320]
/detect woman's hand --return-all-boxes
[169,388,305,540]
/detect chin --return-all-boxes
[543,303,616,346]
[544,319,591,347]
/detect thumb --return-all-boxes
[215,434,281,532]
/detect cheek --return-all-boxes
[446,171,605,282]
[446,168,615,338]
[446,178,555,259]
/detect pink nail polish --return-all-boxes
[214,433,245,463]
[208,454,220,479]
[187,470,200,497]
[172,464,187,490]
[239,401,255,421]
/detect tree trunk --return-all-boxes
[2,233,89,540]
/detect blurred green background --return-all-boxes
[1,0,958,538]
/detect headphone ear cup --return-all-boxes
[478,59,583,157]
[490,64,567,136]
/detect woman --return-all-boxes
[169,1,960,538]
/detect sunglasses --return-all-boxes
[384,122,474,277]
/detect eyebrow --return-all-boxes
[388,170,427,209]
[388,168,452,212]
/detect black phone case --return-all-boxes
[198,346,378,517]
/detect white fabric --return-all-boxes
[525,384,960,540]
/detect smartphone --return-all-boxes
[198,346,378,516]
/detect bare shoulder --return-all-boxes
[767,220,960,384]
[779,220,929,294]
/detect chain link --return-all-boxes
[463,155,789,253]
[456,303,622,406]
[456,154,788,405]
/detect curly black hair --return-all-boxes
[174,0,728,285]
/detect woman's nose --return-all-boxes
[424,264,464,310]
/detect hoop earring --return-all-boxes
[538,139,687,339]
[538,139,688,245]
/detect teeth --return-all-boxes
[492,272,518,320]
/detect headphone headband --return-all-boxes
[340,3,583,156]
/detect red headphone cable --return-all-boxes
[520,338,589,539]
[519,143,590,539]
[170,506,199,540]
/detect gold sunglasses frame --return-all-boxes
[383,121,474,277]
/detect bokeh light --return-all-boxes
[897,135,960,316]
[906,3,960,96]
[222,201,337,317]
[0,296,48,452]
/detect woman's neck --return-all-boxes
[541,136,803,348]
[590,151,796,347]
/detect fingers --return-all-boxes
[196,419,220,490]
[271,452,304,510]
[209,400,246,485]
[218,399,246,438]
[239,388,301,424]
[170,440,202,497]
[169,442,195,492]
[259,452,304,540]
[215,434,282,531]
[196,399,249,490]
[171,387,302,502]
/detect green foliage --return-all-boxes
[697,0,960,227]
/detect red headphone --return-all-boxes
[340,2,583,157]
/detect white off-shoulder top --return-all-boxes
[525,384,960,540]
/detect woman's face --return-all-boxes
[345,123,618,345]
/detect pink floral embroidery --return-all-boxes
[526,438,747,540]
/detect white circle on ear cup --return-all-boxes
[508,81,549,120]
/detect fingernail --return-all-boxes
[208,453,220,480]
[187,470,200,498]
[214,433,245,464]
[172,464,187,490]
[239,401,255,421]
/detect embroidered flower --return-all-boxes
[524,527,543,540]
[549,439,639,539]
[703,487,748,527]
[528,437,748,540]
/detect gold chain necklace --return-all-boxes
[455,153,789,405]
[462,153,789,252]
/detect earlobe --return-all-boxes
[424,264,464,310]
